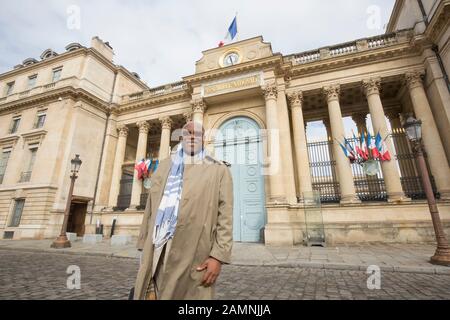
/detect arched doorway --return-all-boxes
[215,117,267,243]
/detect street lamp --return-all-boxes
[51,155,82,249]
[403,115,450,266]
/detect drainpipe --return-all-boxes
[417,0,450,92]
[89,71,118,225]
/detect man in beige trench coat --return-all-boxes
[133,121,233,300]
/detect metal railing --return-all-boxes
[306,132,438,203]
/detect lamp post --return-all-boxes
[403,116,450,266]
[51,154,82,249]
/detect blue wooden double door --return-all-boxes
[215,117,267,243]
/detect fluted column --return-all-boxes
[129,121,150,209]
[363,79,408,202]
[108,124,129,207]
[287,91,313,199]
[323,118,339,186]
[406,72,450,200]
[191,99,207,125]
[323,85,360,204]
[263,83,286,203]
[159,117,173,160]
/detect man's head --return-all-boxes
[181,121,205,156]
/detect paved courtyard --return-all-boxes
[1,249,450,300]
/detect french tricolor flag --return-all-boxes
[218,16,238,47]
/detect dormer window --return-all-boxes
[5,82,15,96]
[28,75,37,89]
[40,49,58,60]
[52,68,62,82]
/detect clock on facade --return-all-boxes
[223,52,240,66]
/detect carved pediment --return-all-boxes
[0,134,20,148]
[21,129,47,146]
[195,36,274,74]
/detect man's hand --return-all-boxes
[196,257,222,287]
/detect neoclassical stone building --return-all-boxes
[0,0,449,245]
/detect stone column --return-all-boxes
[129,121,150,209]
[323,85,360,204]
[108,124,129,208]
[386,110,418,177]
[323,118,339,186]
[277,85,298,204]
[159,117,173,160]
[191,99,207,125]
[406,72,450,200]
[287,91,313,199]
[263,83,286,203]
[363,79,408,202]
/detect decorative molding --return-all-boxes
[362,78,381,97]
[191,99,207,114]
[0,134,20,149]
[405,71,425,90]
[322,85,341,102]
[183,111,193,123]
[136,121,150,134]
[262,83,278,101]
[286,90,304,108]
[159,116,173,130]
[21,129,47,146]
[116,124,129,137]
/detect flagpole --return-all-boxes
[235,12,239,42]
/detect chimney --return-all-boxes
[91,36,114,62]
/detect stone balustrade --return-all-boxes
[285,30,411,66]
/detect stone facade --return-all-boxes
[0,1,449,245]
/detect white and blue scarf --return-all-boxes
[152,144,205,249]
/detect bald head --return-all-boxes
[182,121,205,156]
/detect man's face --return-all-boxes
[182,121,204,156]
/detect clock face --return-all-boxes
[223,52,239,66]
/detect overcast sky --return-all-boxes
[1,0,395,86]
[0,0,395,139]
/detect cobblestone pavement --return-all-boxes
[1,249,450,300]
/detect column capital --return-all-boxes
[183,111,192,123]
[117,124,129,137]
[136,121,150,134]
[362,78,381,97]
[262,83,278,101]
[159,116,173,130]
[322,84,341,102]
[286,90,304,108]
[405,71,425,90]
[191,99,207,114]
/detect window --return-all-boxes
[9,117,21,134]
[0,150,11,184]
[34,111,46,129]
[5,81,15,96]
[52,68,62,82]
[19,147,37,183]
[28,75,37,89]
[9,199,25,227]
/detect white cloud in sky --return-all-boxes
[0,0,396,140]
[1,0,395,87]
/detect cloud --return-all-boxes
[1,0,395,87]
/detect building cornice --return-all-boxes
[0,85,110,115]
[0,47,149,90]
[118,89,191,114]
[286,35,417,79]
[425,0,450,43]
[183,54,284,85]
